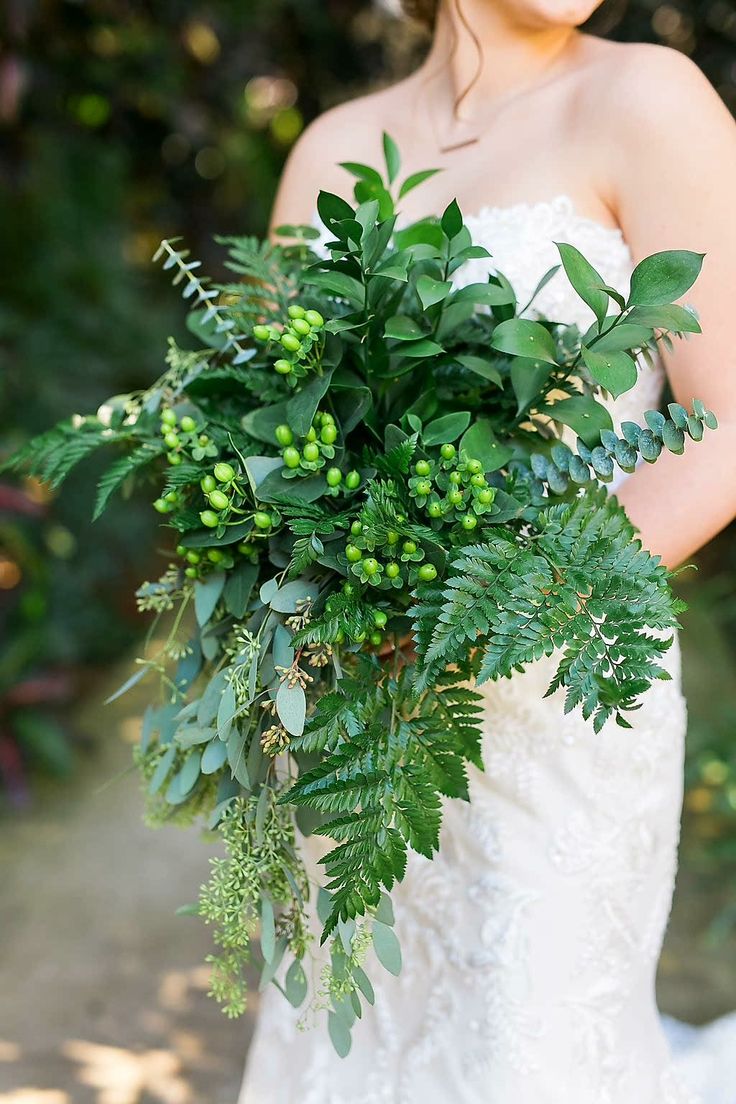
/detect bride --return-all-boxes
[239,2,736,1101]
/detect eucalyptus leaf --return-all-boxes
[194,572,225,627]
[372,921,402,976]
[276,680,307,737]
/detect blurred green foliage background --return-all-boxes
[1,0,734,930]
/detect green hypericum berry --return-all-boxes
[184,566,198,579]
[350,521,363,536]
[160,409,178,427]
[470,473,486,488]
[414,460,431,477]
[201,475,216,494]
[283,446,301,469]
[281,333,302,353]
[186,551,201,564]
[153,498,170,514]
[237,542,251,555]
[208,489,230,512]
[207,549,224,563]
[164,491,179,504]
[416,479,432,496]
[449,471,462,485]
[386,530,399,545]
[466,458,483,475]
[447,488,464,506]
[274,359,293,375]
[417,563,438,582]
[427,501,443,518]
[164,432,179,449]
[373,610,388,628]
[321,424,337,445]
[343,582,356,596]
[306,427,317,443]
[353,630,367,643]
[214,462,235,483]
[440,443,456,460]
[363,558,379,576]
[200,510,219,528]
[287,304,306,320]
[198,435,210,446]
[326,467,343,487]
[477,488,494,505]
[253,324,271,341]
[167,452,182,466]
[275,424,294,446]
[460,513,478,531]
[176,545,187,556]
[402,540,417,555]
[253,511,273,530]
[303,442,320,462]
[292,318,311,336]
[369,631,383,647]
[180,415,196,434]
[385,562,400,579]
[304,309,324,328]
[345,471,361,490]
[321,411,335,425]
[345,545,362,564]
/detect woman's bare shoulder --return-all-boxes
[270,77,416,227]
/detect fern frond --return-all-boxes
[94,443,166,520]
[2,419,111,488]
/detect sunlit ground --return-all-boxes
[1,592,735,1103]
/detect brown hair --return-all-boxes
[400,0,439,30]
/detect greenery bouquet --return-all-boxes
[5,136,717,1055]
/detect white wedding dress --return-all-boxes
[238,197,736,1104]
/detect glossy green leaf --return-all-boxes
[417,275,452,310]
[581,348,638,399]
[490,318,557,365]
[423,411,471,446]
[383,132,400,184]
[459,419,513,472]
[455,355,503,387]
[556,242,609,326]
[384,315,425,341]
[549,395,613,447]
[398,168,441,199]
[628,250,705,307]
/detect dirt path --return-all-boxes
[1,624,734,1103]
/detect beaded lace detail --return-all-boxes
[239,199,733,1104]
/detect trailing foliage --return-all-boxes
[8,138,717,1056]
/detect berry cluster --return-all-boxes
[156,407,218,469]
[342,520,438,591]
[252,303,326,380]
[324,598,389,649]
[198,461,278,539]
[274,411,360,493]
[408,444,496,533]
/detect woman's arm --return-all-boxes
[608,46,736,567]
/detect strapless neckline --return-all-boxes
[462,194,631,257]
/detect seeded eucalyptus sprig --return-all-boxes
[2,134,717,1056]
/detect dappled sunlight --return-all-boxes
[61,1040,191,1104]
[0,1042,22,1062]
[0,1092,69,1103]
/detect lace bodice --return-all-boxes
[239,200,733,1104]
